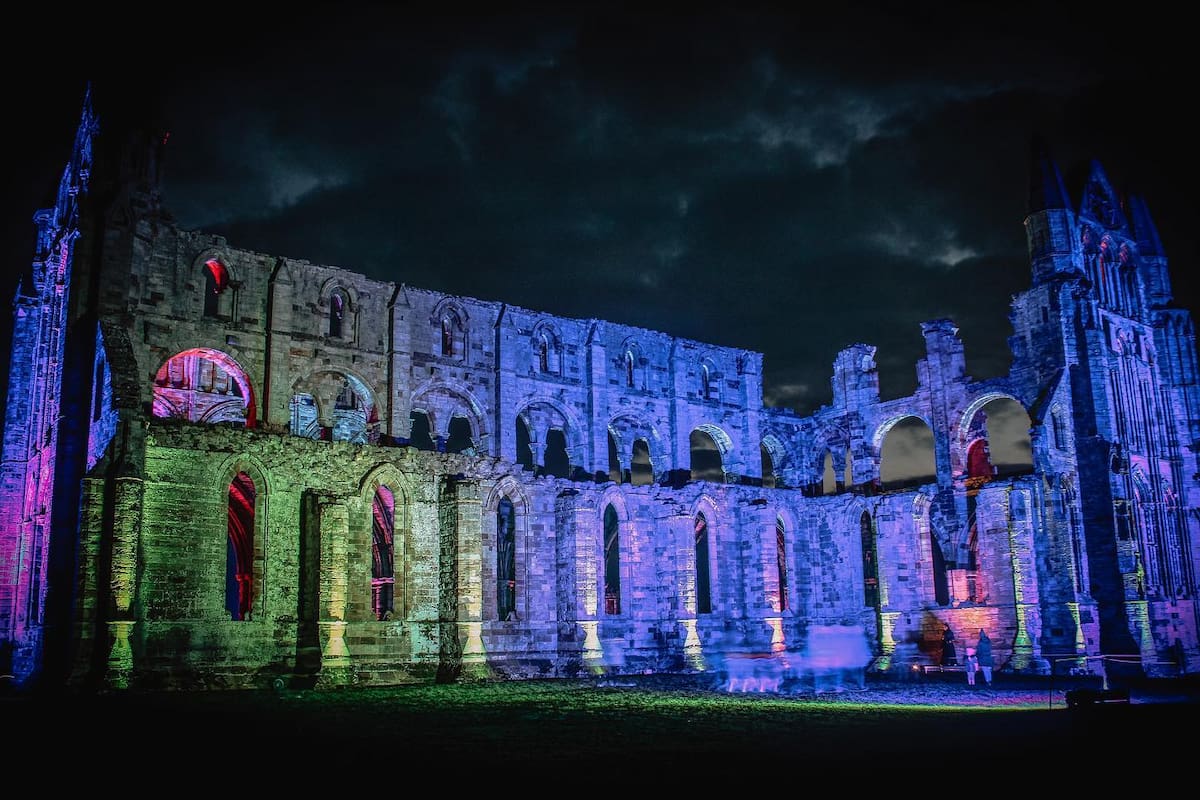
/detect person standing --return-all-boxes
[965,649,979,686]
[941,623,957,666]
[975,629,994,685]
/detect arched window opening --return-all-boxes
[625,350,635,388]
[631,438,653,486]
[861,511,878,608]
[775,516,789,612]
[880,417,936,490]
[967,398,1033,478]
[689,429,724,483]
[603,505,621,615]
[446,416,475,454]
[441,317,454,357]
[154,349,255,427]
[821,450,836,495]
[607,432,622,484]
[329,290,346,339]
[761,444,776,489]
[497,497,517,621]
[203,259,228,318]
[695,512,712,614]
[371,486,395,620]
[1052,409,1068,450]
[516,416,534,471]
[538,335,551,373]
[544,428,570,478]
[700,363,712,400]
[226,472,256,621]
[409,411,436,451]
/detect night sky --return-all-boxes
[3,4,1197,430]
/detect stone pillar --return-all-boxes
[453,479,488,679]
[318,498,353,686]
[1006,486,1045,672]
[554,492,604,671]
[105,476,142,689]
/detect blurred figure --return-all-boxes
[975,629,993,685]
[941,623,957,666]
[965,648,979,686]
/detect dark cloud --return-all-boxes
[3,4,1197,418]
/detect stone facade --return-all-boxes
[2,93,1197,690]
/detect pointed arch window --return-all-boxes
[701,363,712,400]
[695,512,712,614]
[203,259,229,318]
[603,505,621,615]
[372,486,395,620]
[329,290,347,339]
[539,335,550,373]
[625,351,635,387]
[226,472,256,620]
[776,516,789,612]
[441,317,454,357]
[861,511,879,608]
[497,497,517,621]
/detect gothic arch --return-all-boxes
[318,277,360,311]
[484,475,532,516]
[692,423,735,467]
[619,336,645,389]
[483,476,533,621]
[357,464,411,621]
[691,493,723,614]
[213,453,271,621]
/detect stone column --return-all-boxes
[317,498,353,686]
[555,492,604,671]
[452,479,488,679]
[105,476,142,689]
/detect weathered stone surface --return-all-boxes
[2,93,1197,691]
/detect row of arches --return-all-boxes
[152,350,1034,491]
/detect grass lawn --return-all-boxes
[3,676,1192,787]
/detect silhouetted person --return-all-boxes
[941,623,957,666]
[975,629,993,685]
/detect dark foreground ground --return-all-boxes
[4,671,1197,787]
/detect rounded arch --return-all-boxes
[318,277,360,312]
[698,354,720,401]
[954,392,1027,448]
[531,319,564,374]
[871,412,931,455]
[191,248,238,286]
[430,295,470,327]
[955,392,1033,478]
[608,414,670,477]
[290,368,381,442]
[760,432,790,476]
[515,395,586,450]
[409,379,492,445]
[153,347,257,427]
